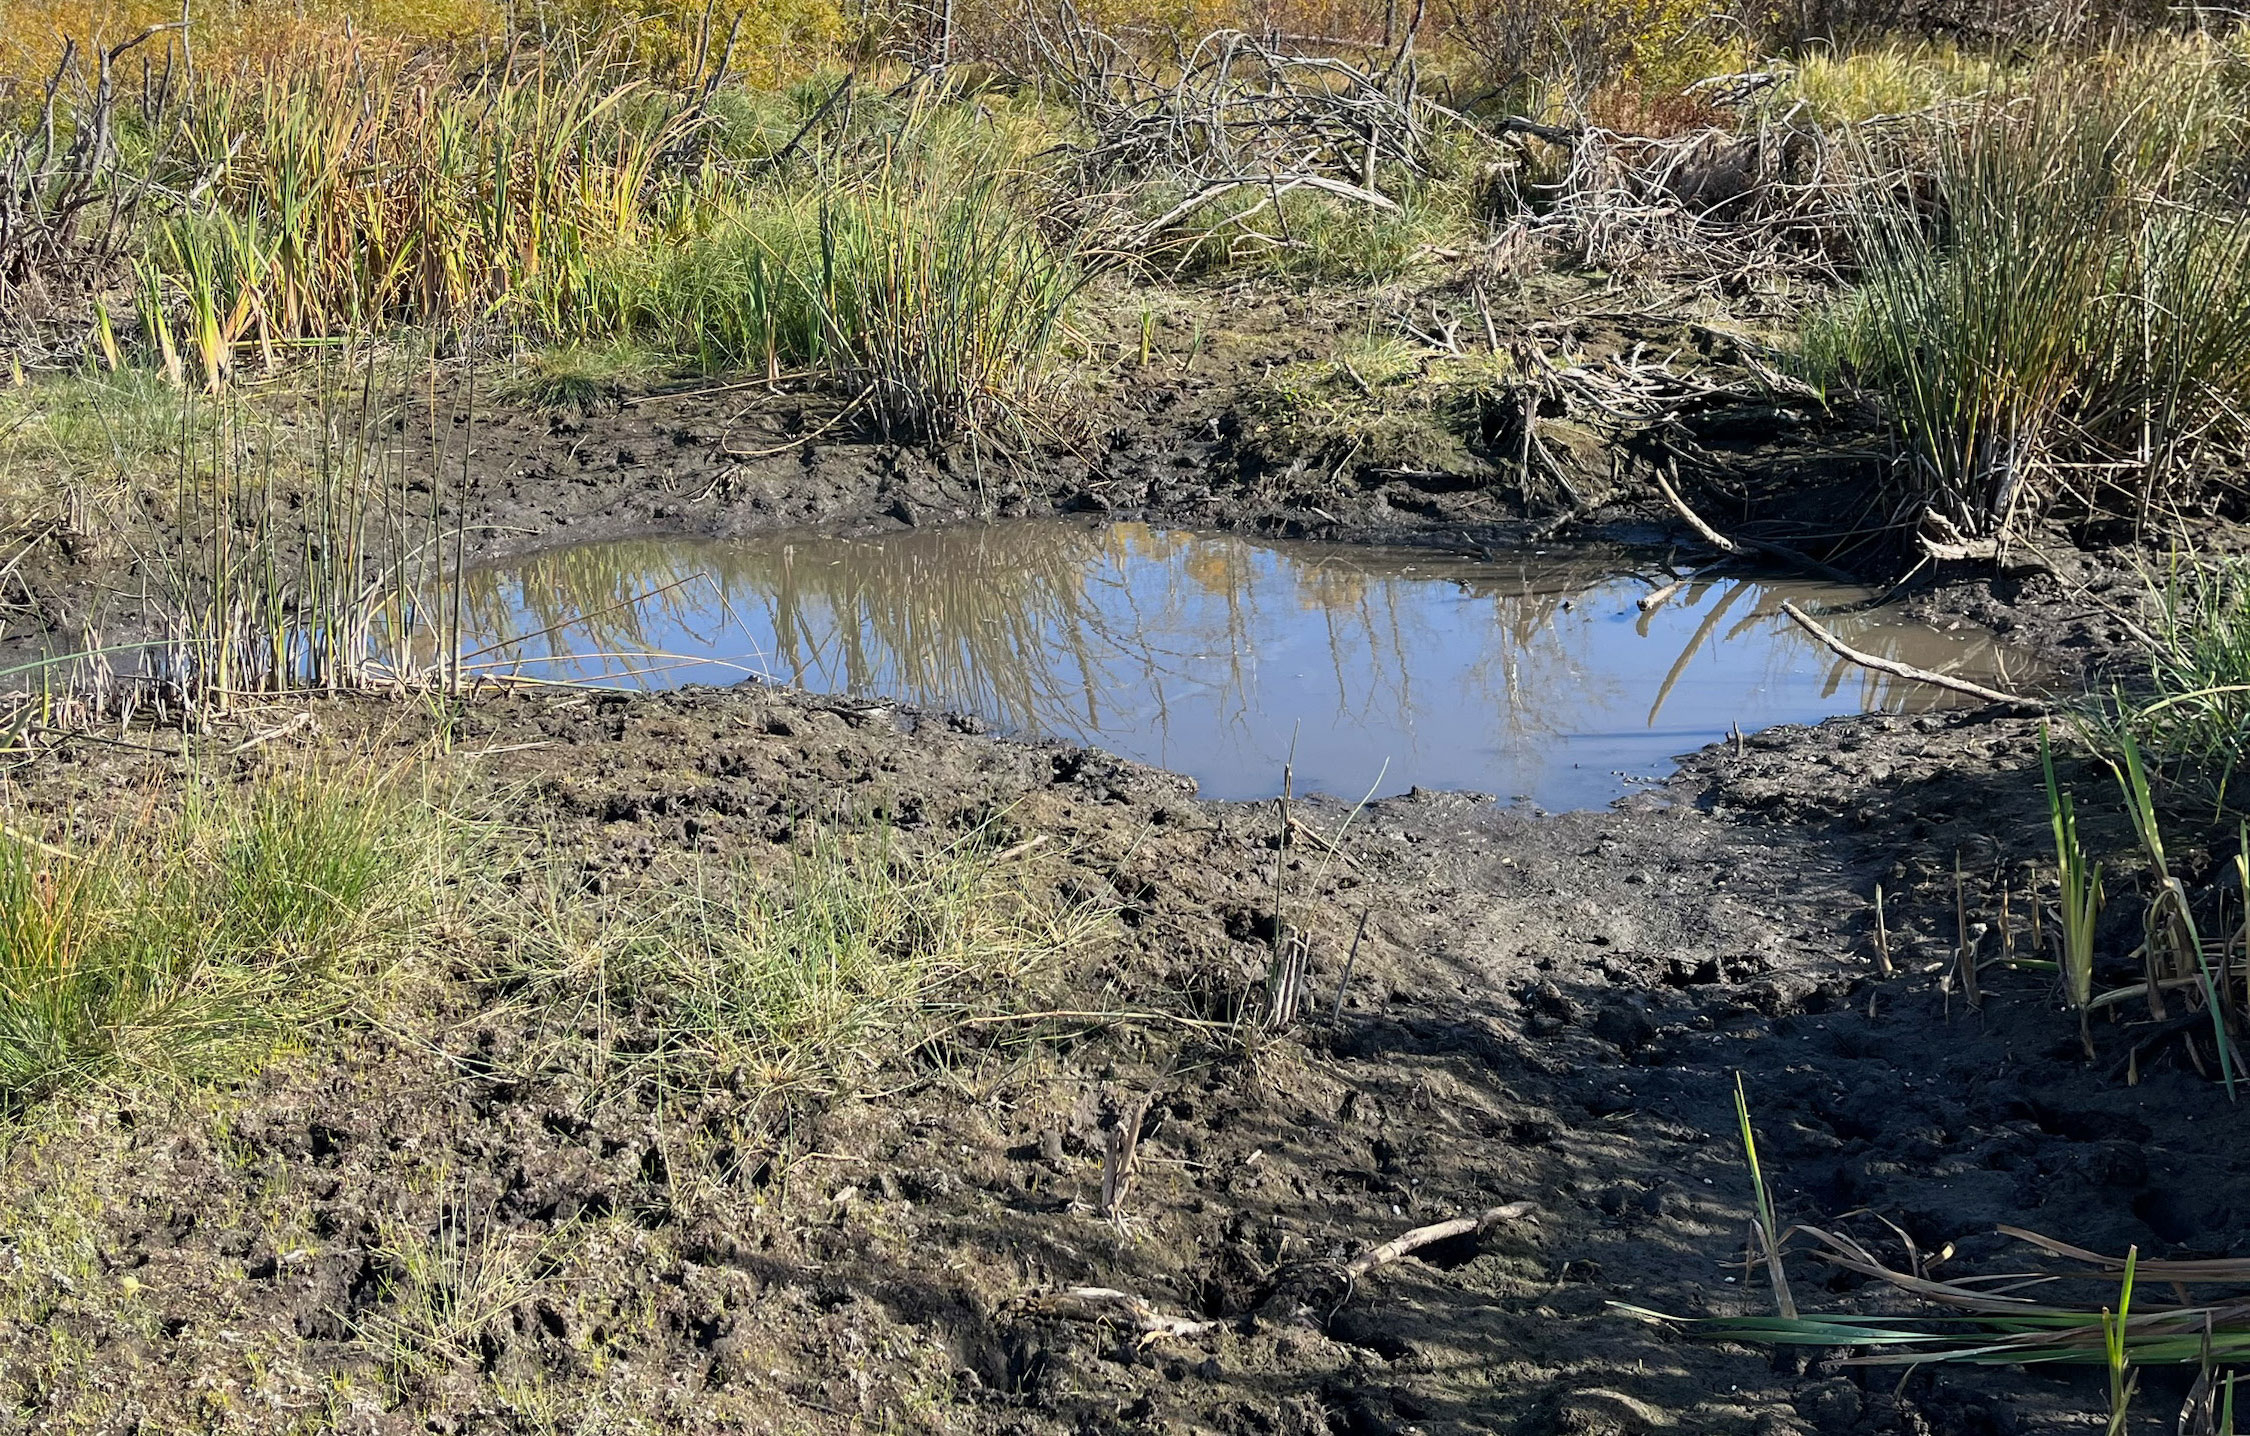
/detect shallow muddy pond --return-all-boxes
[458,521,2042,808]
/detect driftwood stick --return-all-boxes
[227,709,315,754]
[1651,465,1857,585]
[1343,1201,1537,1281]
[1779,601,2040,709]
[1133,170,1400,242]
[1038,1287,1220,1341]
[1330,907,1371,1027]
[1637,559,1731,613]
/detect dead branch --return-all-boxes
[1035,1287,1220,1342]
[1652,464,1858,585]
[1130,171,1398,245]
[1343,1201,1537,1282]
[1023,5,1454,253]
[1,25,179,316]
[1779,601,2041,709]
[1637,559,1731,613]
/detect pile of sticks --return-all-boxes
[1521,110,1852,278]
[1025,3,1450,250]
[0,27,176,322]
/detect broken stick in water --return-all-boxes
[1652,464,1858,585]
[1638,558,1731,613]
[1779,601,2041,709]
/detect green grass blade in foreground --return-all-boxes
[2104,1248,2138,1434]
[1624,1223,2250,1369]
[1734,1074,1795,1319]
[2110,725,2238,1096]
[2041,723,2101,1011]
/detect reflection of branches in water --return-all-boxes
[1641,578,2038,722]
[1649,579,1751,727]
[448,524,2048,778]
[1230,541,1630,746]
[452,545,747,672]
[1465,564,1627,745]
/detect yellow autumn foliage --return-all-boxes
[0,0,508,81]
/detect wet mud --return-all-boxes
[4,677,2237,1435]
[0,287,2221,1434]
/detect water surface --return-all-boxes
[454,521,2041,808]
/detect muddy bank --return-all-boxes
[8,284,1856,614]
[434,289,1870,567]
[0,664,2235,1434]
[0,277,2220,1434]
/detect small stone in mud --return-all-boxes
[1519,979,1582,1035]
[1509,1116,1562,1146]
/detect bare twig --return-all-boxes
[1034,1287,1219,1343]
[1343,1201,1537,1282]
[1638,559,1731,613]
[1652,464,1857,584]
[1780,601,2041,708]
[1100,1092,1152,1220]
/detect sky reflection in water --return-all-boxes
[453,521,2044,808]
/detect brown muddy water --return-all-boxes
[456,520,2044,808]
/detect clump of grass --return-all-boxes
[2124,555,2250,787]
[135,371,474,706]
[501,341,668,415]
[1156,183,1462,286]
[0,368,214,512]
[1246,334,1519,479]
[808,174,1083,442]
[362,1177,567,1380]
[0,763,442,1114]
[599,165,1080,440]
[505,823,1104,1091]
[1802,45,2250,540]
[142,39,706,354]
[1775,40,2006,124]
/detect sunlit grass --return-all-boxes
[500,340,670,415]
[1801,42,2250,537]
[0,761,445,1115]
[1776,40,2007,123]
[498,822,1106,1092]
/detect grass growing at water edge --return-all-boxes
[1801,46,2250,540]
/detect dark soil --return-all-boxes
[0,280,2229,1435]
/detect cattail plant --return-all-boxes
[2041,725,2102,1018]
[1805,51,2250,540]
